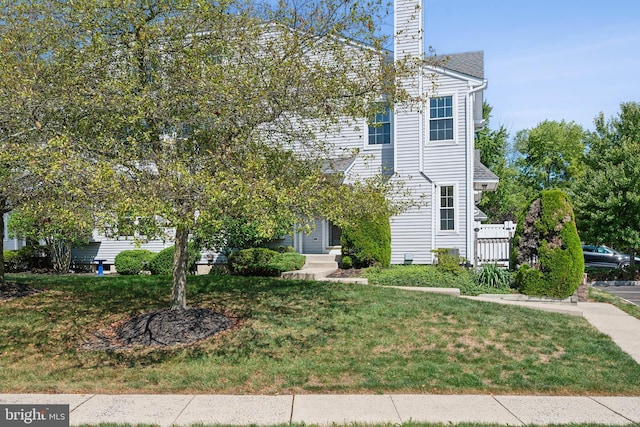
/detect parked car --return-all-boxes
[582,244,640,269]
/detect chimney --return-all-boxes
[393,0,424,174]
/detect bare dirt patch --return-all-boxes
[0,282,43,301]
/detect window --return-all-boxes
[440,185,455,231]
[430,96,454,141]
[368,106,392,145]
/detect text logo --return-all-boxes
[1,405,69,427]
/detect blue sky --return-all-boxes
[385,0,640,134]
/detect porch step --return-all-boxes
[302,254,339,270]
[281,268,336,280]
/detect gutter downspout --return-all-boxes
[466,80,488,266]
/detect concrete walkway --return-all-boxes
[1,393,640,426]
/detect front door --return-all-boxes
[329,222,342,247]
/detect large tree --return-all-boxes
[0,2,77,284]
[514,120,586,192]
[573,102,640,261]
[2,0,402,307]
[474,102,525,222]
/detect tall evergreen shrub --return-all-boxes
[341,211,391,268]
[512,189,584,298]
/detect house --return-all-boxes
[7,0,499,272]
[3,213,25,251]
[275,0,498,265]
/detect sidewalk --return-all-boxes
[1,393,640,426]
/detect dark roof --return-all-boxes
[322,155,357,174]
[474,150,498,182]
[437,51,484,79]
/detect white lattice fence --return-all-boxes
[475,221,515,268]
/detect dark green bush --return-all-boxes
[512,190,584,298]
[228,248,304,277]
[341,212,391,268]
[228,247,279,276]
[207,264,231,275]
[3,246,51,272]
[269,252,305,273]
[3,250,23,273]
[341,255,353,269]
[114,249,155,275]
[148,243,201,275]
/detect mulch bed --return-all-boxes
[83,307,234,350]
[0,281,43,301]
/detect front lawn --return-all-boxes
[1,274,639,395]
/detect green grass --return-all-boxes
[2,274,640,395]
[589,286,640,320]
[363,265,512,296]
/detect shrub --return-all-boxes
[475,263,511,289]
[3,250,23,273]
[148,244,201,275]
[363,265,494,295]
[207,264,231,275]
[341,255,353,269]
[3,246,51,272]
[228,247,279,276]
[227,248,304,277]
[114,250,155,275]
[271,245,296,253]
[269,252,305,273]
[341,212,391,268]
[512,190,584,298]
[432,248,465,275]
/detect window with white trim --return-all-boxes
[439,185,455,231]
[367,106,392,146]
[429,96,454,141]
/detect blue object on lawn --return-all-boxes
[94,259,107,276]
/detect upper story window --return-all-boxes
[440,185,455,231]
[430,96,454,141]
[368,106,392,146]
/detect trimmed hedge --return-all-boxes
[228,248,305,277]
[114,250,155,275]
[3,246,51,272]
[341,212,391,268]
[148,244,201,275]
[512,189,584,298]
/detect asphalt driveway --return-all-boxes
[593,283,640,305]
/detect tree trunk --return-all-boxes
[171,225,189,310]
[51,239,72,273]
[0,210,5,285]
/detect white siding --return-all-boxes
[2,213,26,251]
[71,237,173,267]
[423,77,471,259]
